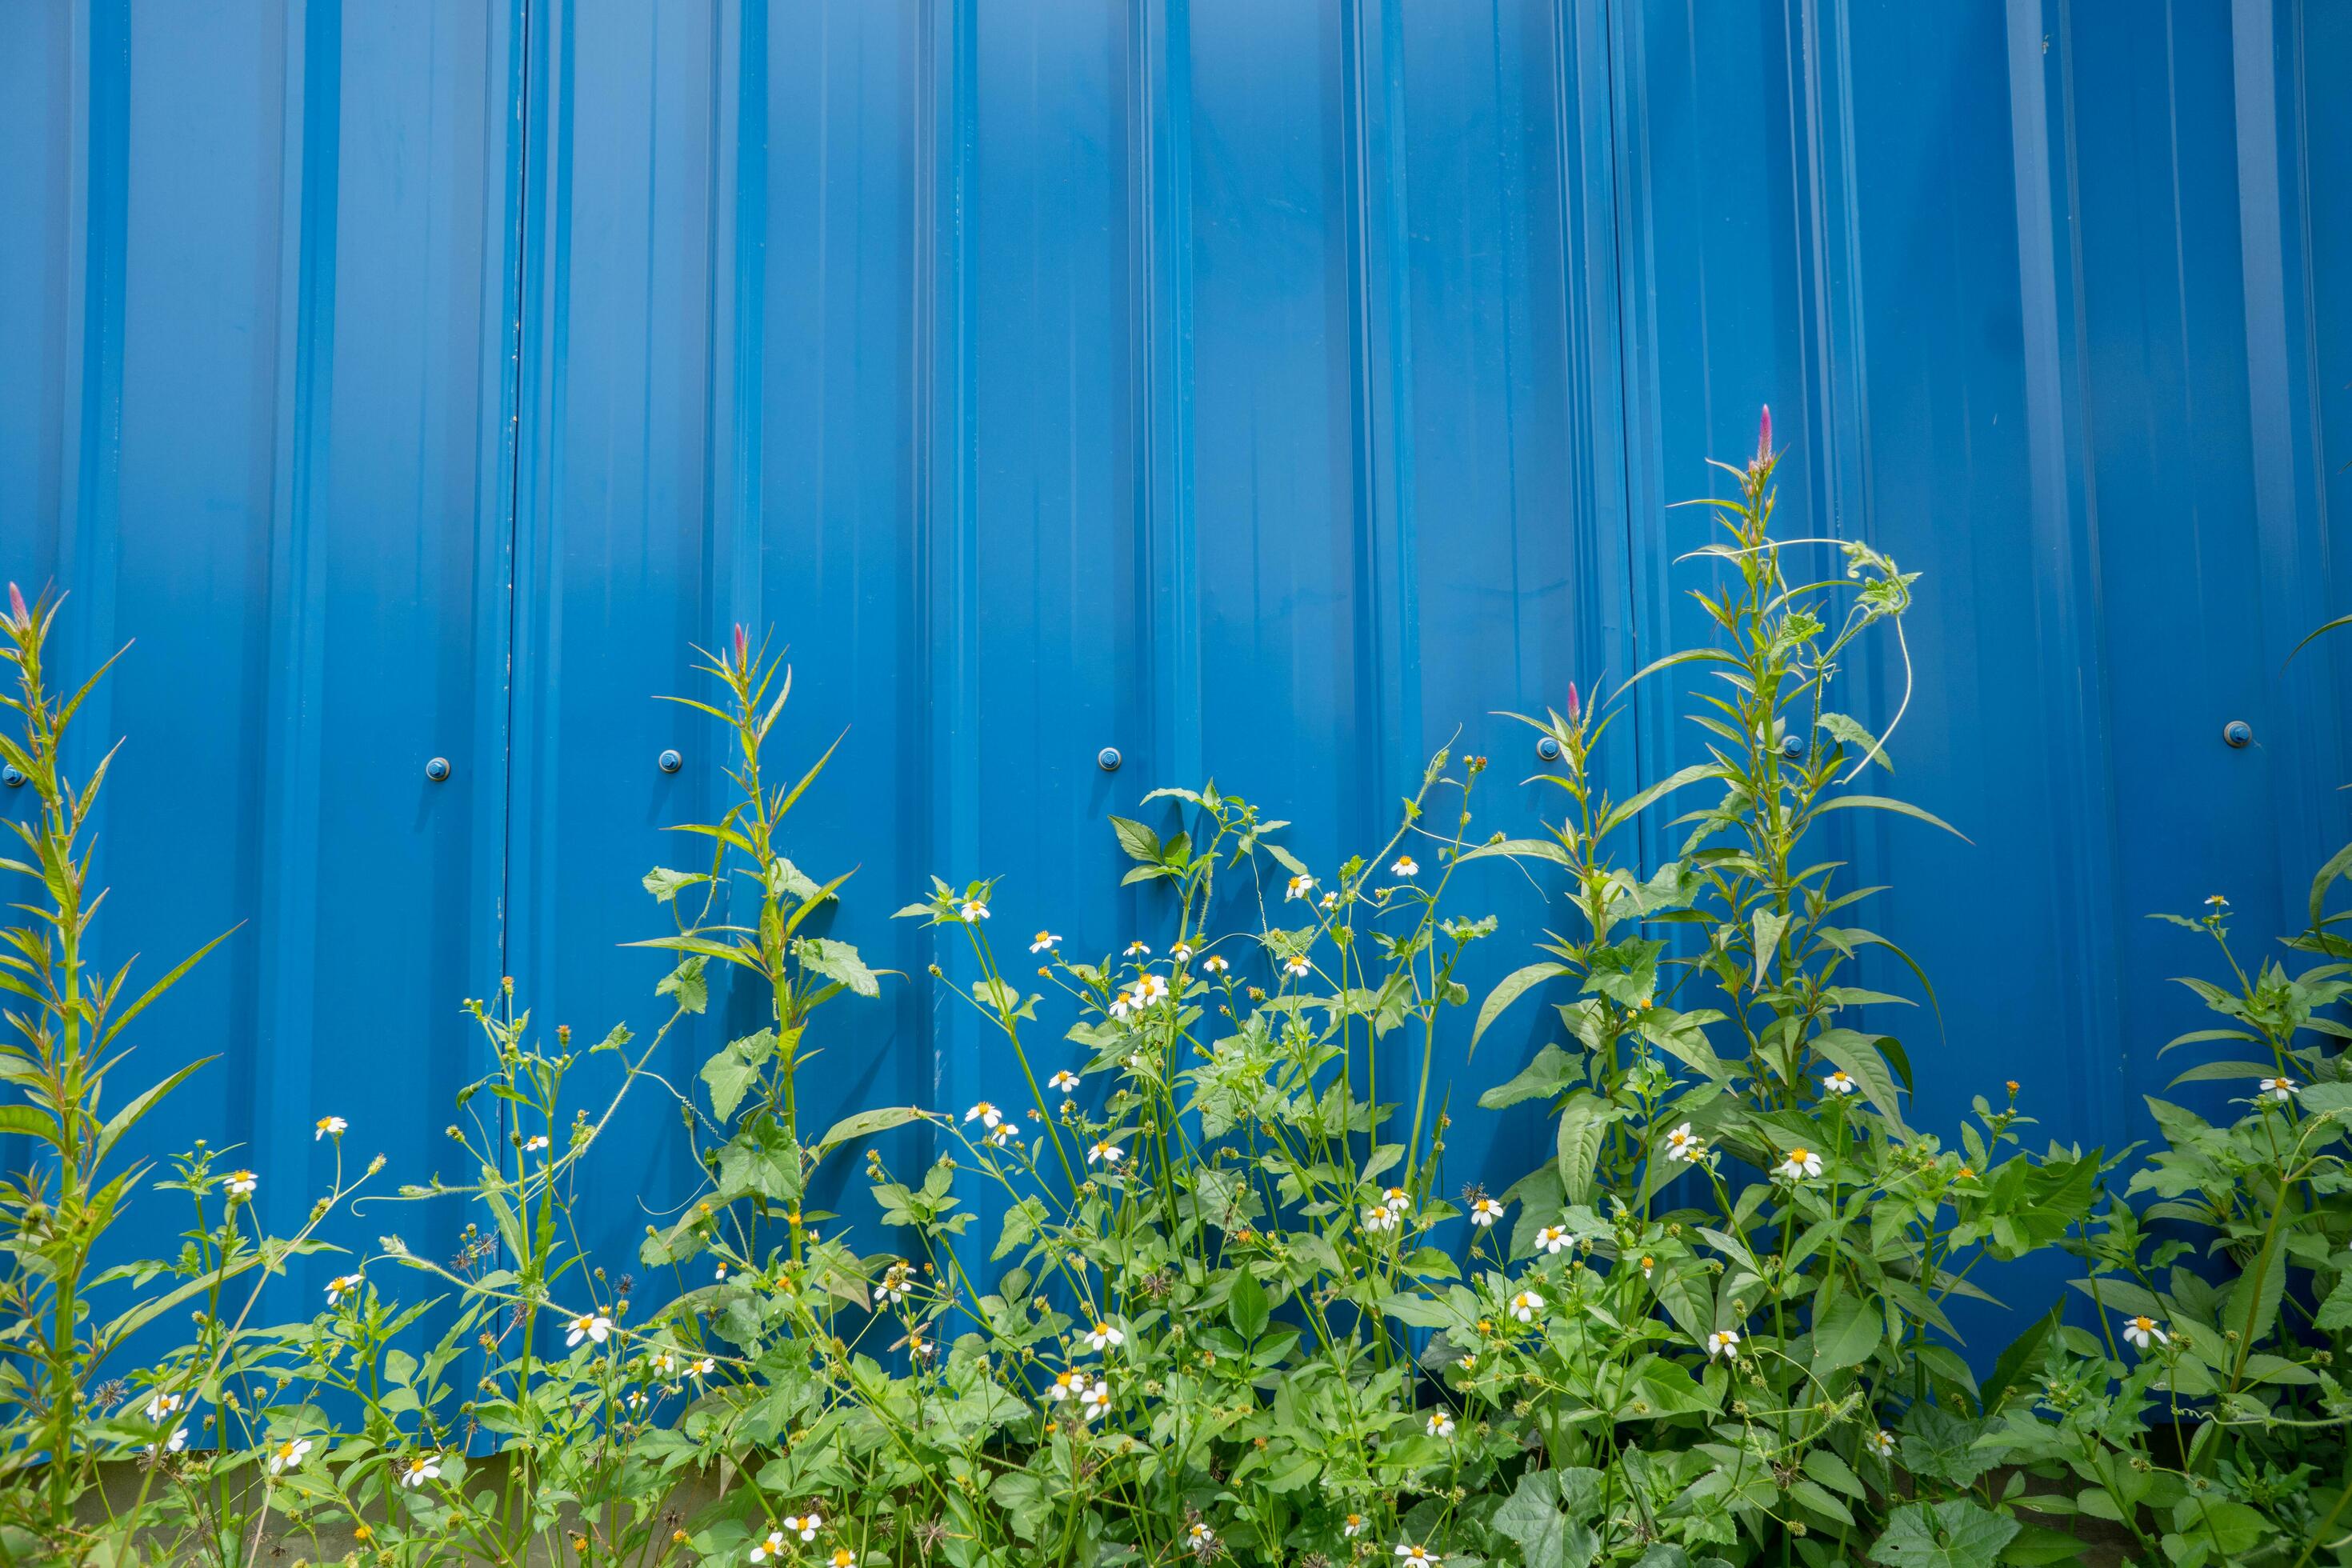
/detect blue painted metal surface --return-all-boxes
[4,0,2350,1352]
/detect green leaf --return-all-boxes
[1813,794,1971,843]
[1472,962,1570,1058]
[1479,1044,1581,1110]
[1898,1406,1998,1489]
[699,1033,769,1122]
[1869,1501,2018,1568]
[1554,1093,1616,1207]
[1226,1270,1270,1342]
[657,954,710,1014]
[1491,1470,1601,1568]
[1108,816,1162,865]
[793,938,879,998]
[642,865,709,903]
[1810,1294,1882,1370]
[814,1105,927,1156]
[1752,908,1790,990]
[1809,1028,1913,1138]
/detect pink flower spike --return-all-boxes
[732,623,750,667]
[6,583,24,626]
[1566,682,1580,723]
[1754,406,1773,468]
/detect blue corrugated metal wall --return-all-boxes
[4,1,2350,1324]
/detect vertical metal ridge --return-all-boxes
[2006,0,2125,1148]
[914,0,978,1144]
[2232,0,2343,899]
[1133,0,1201,790]
[728,2,769,642]
[254,0,342,1192]
[1338,0,1421,828]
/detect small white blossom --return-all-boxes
[1030,930,1062,953]
[1188,1523,1215,1549]
[1078,1378,1112,1422]
[1088,1140,1125,1166]
[1508,1290,1544,1322]
[1662,1123,1705,1163]
[566,1313,613,1348]
[2261,1077,2298,1102]
[1469,1197,1504,1227]
[1425,1411,1455,1438]
[782,1510,824,1542]
[525,1135,550,1154]
[958,900,990,922]
[267,1438,312,1475]
[750,1531,790,1564]
[1867,1429,1895,1459]
[1283,954,1311,978]
[1382,1186,1410,1216]
[1286,874,1315,901]
[1050,1070,1081,1094]
[1125,941,1152,957]
[1705,1329,1741,1359]
[1639,1255,1655,1279]
[1319,892,1338,911]
[1085,1321,1125,1352]
[225,1170,258,1196]
[2122,1315,2169,1350]
[1535,1225,1571,1256]
[1345,1515,1366,1538]
[314,1115,346,1140]
[1362,1205,1398,1234]
[1392,857,1418,878]
[693,1357,715,1378]
[1774,1146,1823,1181]
[145,1391,183,1422]
[326,1273,363,1305]
[965,1101,1003,1130]
[1202,954,1229,974]
[146,1426,187,1456]
[1821,1070,1858,1097]
[398,1452,442,1489]
[1172,943,1194,962]
[1394,1546,1438,1568]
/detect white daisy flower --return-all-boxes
[1286,874,1317,901]
[398,1452,442,1489]
[225,1170,258,1196]
[1774,1147,1823,1181]
[1362,1205,1398,1234]
[1392,857,1419,878]
[1469,1197,1504,1227]
[2122,1315,2169,1350]
[1320,892,1338,910]
[878,1262,914,1302]
[782,1510,824,1542]
[1662,1123,1705,1163]
[958,901,990,922]
[1188,1523,1215,1548]
[314,1115,346,1140]
[1822,1070,1858,1097]
[1172,943,1194,962]
[1085,1321,1125,1352]
[267,1437,312,1475]
[1203,954,1230,974]
[1425,1411,1455,1438]
[1639,1255,1655,1279]
[648,1350,678,1377]
[965,1101,1003,1130]
[524,1135,550,1154]
[905,1328,933,1360]
[1078,1378,1112,1422]
[1508,1290,1544,1322]
[1050,1070,1081,1094]
[1030,930,1062,954]
[1867,1429,1895,1459]
[1705,1329,1741,1359]
[326,1273,363,1305]
[566,1313,613,1348]
[1381,1186,1410,1216]
[1049,1369,1085,1402]
[1283,954,1311,978]
[2205,894,2230,910]
[1125,941,1152,958]
[1535,1225,1571,1255]
[1088,1141,1125,1166]
[145,1392,183,1422]
[750,1531,790,1563]
[1345,1514,1366,1538]
[692,1357,716,1378]
[2261,1077,2298,1102]
[830,1551,857,1568]
[146,1426,187,1456]
[1394,1547,1439,1568]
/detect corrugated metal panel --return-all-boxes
[3,1,2348,1319]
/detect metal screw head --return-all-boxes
[2222,720,2254,749]
[1534,735,1564,763]
[0,764,23,788]
[658,748,683,774]
[1097,746,1122,772]
[1780,734,1806,761]
[425,757,452,782]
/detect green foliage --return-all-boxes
[10,426,2352,1566]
